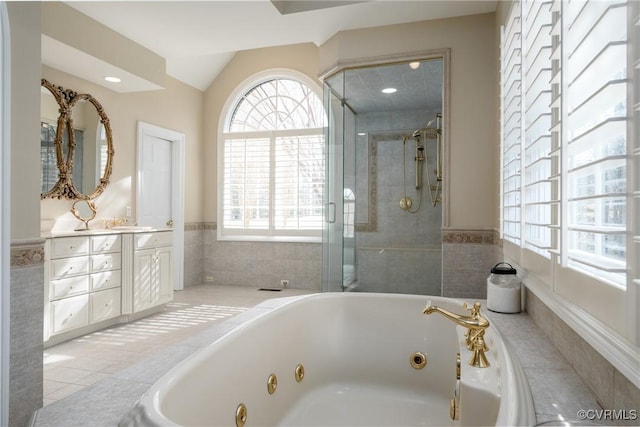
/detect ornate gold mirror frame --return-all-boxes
[40,79,114,200]
[40,78,72,199]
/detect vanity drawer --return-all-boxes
[90,288,121,323]
[51,294,89,334]
[51,256,90,279]
[134,232,173,250]
[50,276,89,301]
[90,234,121,254]
[90,253,121,273]
[50,237,90,259]
[90,270,121,292]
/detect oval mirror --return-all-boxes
[40,79,73,198]
[67,93,114,199]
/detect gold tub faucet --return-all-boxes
[424,302,491,368]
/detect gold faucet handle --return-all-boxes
[462,302,482,318]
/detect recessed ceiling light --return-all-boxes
[409,61,421,70]
[104,76,121,83]
[381,87,397,94]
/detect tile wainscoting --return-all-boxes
[525,289,640,425]
[186,223,502,298]
[188,222,322,291]
[442,228,502,299]
[10,239,45,427]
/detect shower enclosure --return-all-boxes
[322,57,445,295]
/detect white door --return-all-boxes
[139,135,172,228]
[137,122,185,291]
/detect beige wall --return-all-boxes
[203,42,321,222]
[203,14,498,228]
[10,2,42,240]
[319,13,498,229]
[40,65,204,230]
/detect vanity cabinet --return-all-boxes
[132,232,174,313]
[44,229,174,345]
[44,234,122,340]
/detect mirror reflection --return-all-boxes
[67,96,110,195]
[40,79,114,200]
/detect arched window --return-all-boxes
[219,72,326,241]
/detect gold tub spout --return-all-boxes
[424,302,491,368]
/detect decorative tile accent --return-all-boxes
[10,240,45,269]
[442,229,500,245]
[184,222,216,231]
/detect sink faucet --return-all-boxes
[424,302,491,368]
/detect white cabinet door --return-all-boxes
[133,248,157,313]
[132,245,174,313]
[157,245,173,304]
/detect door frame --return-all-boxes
[136,121,185,291]
[0,3,9,424]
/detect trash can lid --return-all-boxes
[491,262,517,275]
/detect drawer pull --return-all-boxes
[104,303,110,307]
[69,245,75,250]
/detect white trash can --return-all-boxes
[487,262,521,313]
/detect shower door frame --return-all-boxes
[321,48,451,293]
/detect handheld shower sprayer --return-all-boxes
[415,144,425,189]
[400,113,443,211]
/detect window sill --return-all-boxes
[216,232,322,244]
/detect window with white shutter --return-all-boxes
[500,0,638,344]
[501,1,523,246]
[219,75,326,241]
[563,0,628,285]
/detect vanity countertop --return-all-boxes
[41,226,172,238]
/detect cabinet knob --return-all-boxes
[69,245,75,250]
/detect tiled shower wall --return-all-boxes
[10,240,45,426]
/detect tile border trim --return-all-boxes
[442,229,500,245]
[10,239,45,269]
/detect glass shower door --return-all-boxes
[322,84,344,292]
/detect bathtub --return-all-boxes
[120,293,535,426]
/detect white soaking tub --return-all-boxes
[120,293,535,427]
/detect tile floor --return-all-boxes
[42,285,314,407]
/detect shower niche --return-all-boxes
[322,53,448,295]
